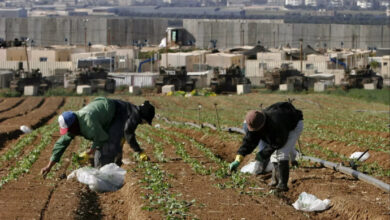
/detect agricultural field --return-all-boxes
[0,92,388,219]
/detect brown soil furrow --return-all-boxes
[97,138,162,219]
[287,168,390,220]
[0,97,24,113]
[0,97,44,122]
[138,126,307,219]
[0,97,88,220]
[317,125,390,140]
[164,124,390,219]
[303,137,390,170]
[0,137,58,219]
[0,131,82,219]
[0,97,64,149]
[43,137,84,220]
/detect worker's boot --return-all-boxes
[255,152,269,174]
[268,162,279,187]
[255,158,270,175]
[276,160,289,192]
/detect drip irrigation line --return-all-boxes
[156,114,390,193]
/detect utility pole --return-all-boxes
[300,38,303,74]
[165,30,168,68]
[273,31,275,48]
[24,39,30,73]
[151,53,153,73]
[241,22,244,46]
[108,26,111,46]
[83,18,88,52]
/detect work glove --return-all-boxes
[139,152,149,161]
[77,151,90,165]
[229,155,243,171]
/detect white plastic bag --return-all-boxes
[292,192,331,212]
[240,161,273,174]
[20,125,32,134]
[349,152,370,161]
[67,163,126,192]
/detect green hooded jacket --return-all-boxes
[50,97,116,162]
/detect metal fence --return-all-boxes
[109,72,159,88]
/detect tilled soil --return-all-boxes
[0,97,64,148]
[165,124,390,219]
[0,96,388,220]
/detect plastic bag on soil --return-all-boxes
[292,192,331,212]
[349,152,370,161]
[67,163,126,193]
[20,125,32,134]
[240,161,273,174]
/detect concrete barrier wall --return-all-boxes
[0,17,170,47]
[0,17,388,50]
[183,19,390,49]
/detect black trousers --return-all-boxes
[94,99,129,168]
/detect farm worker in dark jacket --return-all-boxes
[41,97,155,178]
[229,102,303,191]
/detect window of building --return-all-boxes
[259,63,267,69]
[306,63,314,70]
[384,62,388,66]
[40,57,47,62]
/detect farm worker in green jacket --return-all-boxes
[41,97,155,178]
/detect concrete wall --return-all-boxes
[0,17,172,47]
[183,19,390,50]
[0,17,388,50]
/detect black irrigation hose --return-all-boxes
[156,114,390,193]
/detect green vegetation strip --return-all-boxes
[135,131,198,219]
[0,130,39,167]
[137,130,168,163]
[304,121,389,153]
[137,160,197,219]
[324,88,390,106]
[0,123,56,188]
[143,126,211,176]
[0,97,84,183]
[144,124,263,195]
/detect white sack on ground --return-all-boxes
[240,161,273,174]
[67,163,126,192]
[349,152,370,161]
[292,192,331,212]
[20,125,32,134]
